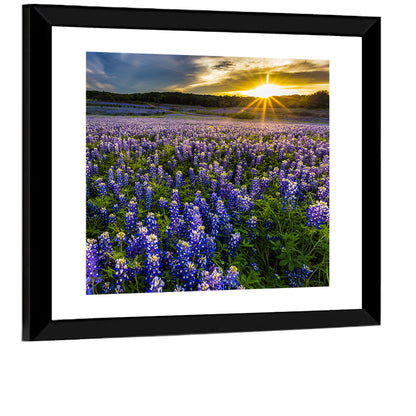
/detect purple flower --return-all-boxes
[306,200,329,229]
[114,258,129,285]
[286,265,313,287]
[97,182,107,197]
[124,211,136,234]
[228,232,241,258]
[246,216,258,229]
[86,239,101,294]
[175,171,184,188]
[145,186,153,210]
[158,197,168,209]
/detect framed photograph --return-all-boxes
[23,5,380,341]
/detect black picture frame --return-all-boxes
[22,4,380,341]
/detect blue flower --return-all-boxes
[228,232,241,258]
[145,186,153,210]
[86,239,101,294]
[286,265,313,287]
[306,200,329,229]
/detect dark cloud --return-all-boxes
[277,60,329,73]
[87,52,201,93]
[212,61,235,71]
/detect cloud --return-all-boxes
[86,52,329,95]
[212,60,235,71]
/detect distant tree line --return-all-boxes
[86,90,329,109]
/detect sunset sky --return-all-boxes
[86,52,329,97]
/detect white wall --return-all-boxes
[0,1,413,415]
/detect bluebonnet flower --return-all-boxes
[114,258,130,285]
[236,194,253,213]
[286,265,313,287]
[157,166,164,183]
[246,216,258,229]
[127,197,138,215]
[182,261,198,289]
[215,199,230,226]
[282,179,298,211]
[116,155,124,169]
[250,177,261,199]
[107,167,114,182]
[175,171,184,188]
[211,179,217,193]
[228,232,241,258]
[260,177,269,193]
[97,232,112,267]
[224,222,234,238]
[171,188,181,206]
[189,167,196,184]
[126,235,141,258]
[158,197,168,210]
[137,223,149,241]
[134,181,142,201]
[198,265,244,291]
[97,182,107,197]
[115,231,126,246]
[123,172,129,187]
[173,240,192,275]
[144,234,163,291]
[145,186,153,210]
[119,194,127,208]
[210,213,220,238]
[306,200,329,229]
[186,205,203,231]
[224,266,242,289]
[128,260,143,281]
[125,211,136,234]
[100,207,109,225]
[147,275,165,292]
[86,239,101,294]
[198,267,224,291]
[112,182,121,198]
[116,168,123,185]
[250,262,260,271]
[149,163,157,180]
[318,184,329,201]
[146,212,159,237]
[169,200,180,223]
[166,175,173,187]
[264,218,274,230]
[198,168,209,187]
[246,215,258,239]
[234,164,243,186]
[100,282,112,295]
[86,162,92,182]
[86,200,98,220]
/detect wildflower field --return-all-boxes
[86,116,329,294]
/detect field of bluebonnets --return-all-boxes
[86,115,329,294]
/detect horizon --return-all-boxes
[86,89,329,100]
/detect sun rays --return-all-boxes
[237,75,293,124]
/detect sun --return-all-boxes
[243,83,287,98]
[241,74,289,98]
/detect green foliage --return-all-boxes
[86,90,329,109]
